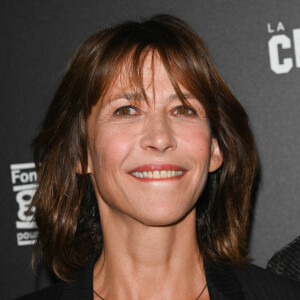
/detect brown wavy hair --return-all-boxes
[32,14,257,280]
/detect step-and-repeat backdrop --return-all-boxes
[1,1,300,298]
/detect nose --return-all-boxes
[140,113,177,153]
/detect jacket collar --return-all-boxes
[204,260,245,300]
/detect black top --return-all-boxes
[16,257,300,300]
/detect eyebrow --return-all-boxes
[169,92,194,101]
[108,91,194,102]
[106,92,144,103]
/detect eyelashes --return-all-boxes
[173,106,197,116]
[113,105,197,117]
[114,105,140,116]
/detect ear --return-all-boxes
[76,160,84,174]
[209,138,223,172]
[76,150,93,174]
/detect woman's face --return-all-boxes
[86,55,223,226]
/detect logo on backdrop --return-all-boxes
[268,22,300,74]
[10,162,38,246]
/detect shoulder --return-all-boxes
[14,283,65,300]
[15,256,96,300]
[233,263,300,299]
[205,260,300,300]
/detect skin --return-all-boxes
[86,54,223,300]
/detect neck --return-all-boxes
[93,202,207,300]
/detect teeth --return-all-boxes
[161,170,167,178]
[153,171,160,178]
[131,170,183,179]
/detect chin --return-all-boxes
[134,203,194,227]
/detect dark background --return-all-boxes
[1,1,300,299]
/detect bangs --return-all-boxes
[88,22,215,114]
[95,47,193,110]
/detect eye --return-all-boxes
[173,105,196,116]
[114,105,140,116]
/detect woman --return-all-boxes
[17,15,300,299]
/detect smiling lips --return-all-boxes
[129,164,187,181]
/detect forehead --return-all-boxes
[140,53,168,79]
[102,53,184,102]
[116,53,169,87]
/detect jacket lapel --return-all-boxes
[61,257,95,300]
[204,261,246,300]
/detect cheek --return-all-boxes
[90,126,134,172]
[180,124,211,158]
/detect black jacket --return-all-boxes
[267,235,300,282]
[16,258,300,300]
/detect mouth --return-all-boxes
[129,164,187,181]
